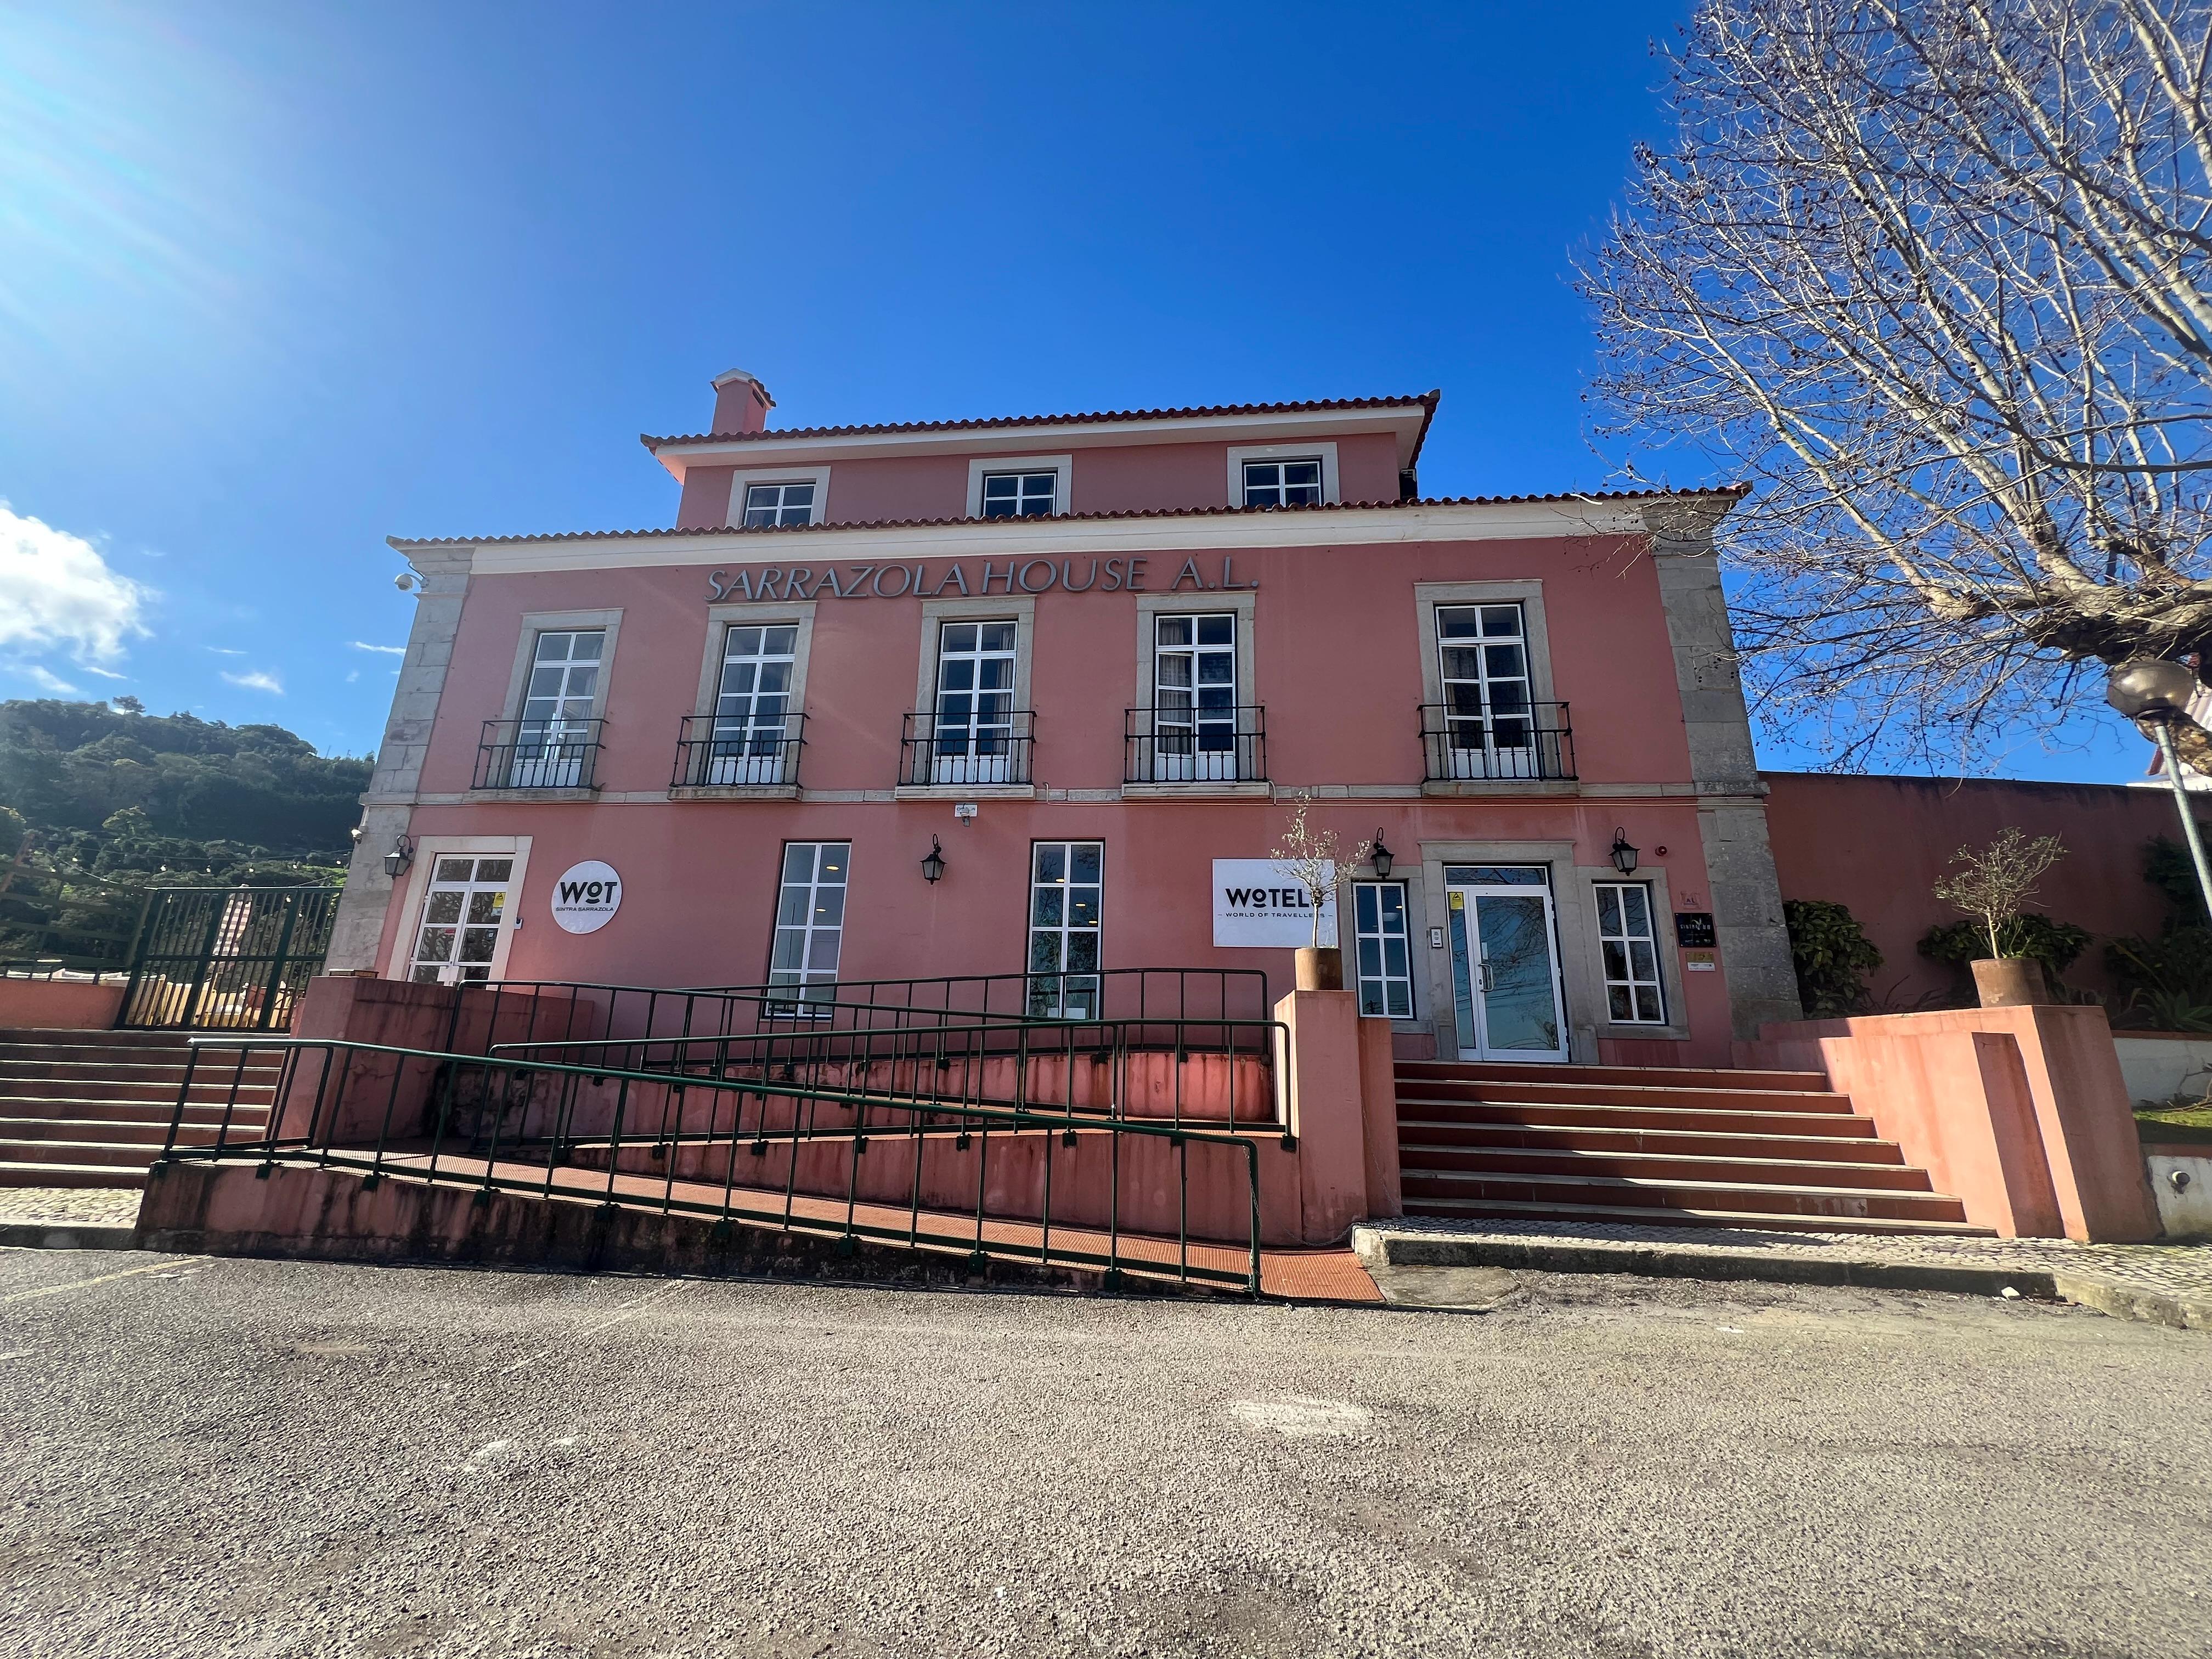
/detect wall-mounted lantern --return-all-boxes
[382,834,414,881]
[1609,828,1640,876]
[1372,831,1395,881]
[919,836,946,885]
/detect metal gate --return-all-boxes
[116,885,342,1031]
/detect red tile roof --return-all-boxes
[388,484,1748,549]
[641,391,1442,451]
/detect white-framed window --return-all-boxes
[708,623,798,784]
[929,619,1019,783]
[1151,612,1240,781]
[1352,881,1414,1019]
[1242,457,1323,507]
[1436,602,1536,763]
[770,842,850,1012]
[511,628,603,787]
[742,482,817,528]
[408,855,515,985]
[979,471,1056,518]
[1028,841,1103,1018]
[1594,881,1666,1024]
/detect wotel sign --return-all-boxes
[550,861,622,935]
[1212,859,1336,949]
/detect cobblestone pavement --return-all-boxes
[0,1187,140,1227]
[3,1247,2209,1658]
[1370,1215,2212,1314]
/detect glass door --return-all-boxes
[931,621,1016,784]
[1153,614,1238,781]
[407,856,514,985]
[709,624,797,784]
[1443,864,1568,1062]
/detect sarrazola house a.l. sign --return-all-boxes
[1213,859,1337,949]
[549,861,622,934]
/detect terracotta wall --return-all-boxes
[1762,772,2195,1007]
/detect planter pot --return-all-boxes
[1973,956,2049,1008]
[1294,946,1344,992]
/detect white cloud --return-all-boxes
[345,669,360,683]
[9,663,79,695]
[221,669,283,695]
[0,503,151,665]
[80,664,126,680]
[204,646,245,656]
[348,641,405,656]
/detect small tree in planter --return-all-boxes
[1932,828,2068,1006]
[1271,793,1373,989]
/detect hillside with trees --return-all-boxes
[0,699,372,968]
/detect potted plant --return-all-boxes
[1271,794,1374,992]
[1932,828,2068,1007]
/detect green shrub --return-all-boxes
[1784,899,1883,1017]
[2143,836,2209,927]
[1918,912,2089,976]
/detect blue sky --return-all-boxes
[0,1,2151,782]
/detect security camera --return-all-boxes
[394,572,418,592]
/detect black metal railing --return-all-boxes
[156,1034,1271,1294]
[1124,705,1267,785]
[116,885,341,1030]
[474,719,605,791]
[1418,701,1574,781]
[899,710,1036,787]
[424,967,1275,1067]
[670,713,806,788]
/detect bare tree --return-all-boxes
[1583,0,2212,768]
[1933,827,2068,956]
[1269,794,1375,950]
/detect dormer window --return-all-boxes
[980,471,1057,518]
[742,482,817,527]
[1243,458,1323,507]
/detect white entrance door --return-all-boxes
[1443,864,1568,1062]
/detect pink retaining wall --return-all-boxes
[0,978,124,1030]
[1764,774,2190,1005]
[1746,1006,2162,1242]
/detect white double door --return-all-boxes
[1444,865,1568,1062]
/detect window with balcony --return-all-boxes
[979,472,1057,518]
[490,629,603,789]
[907,620,1030,785]
[1242,458,1323,507]
[1420,603,1573,781]
[742,482,817,527]
[1127,612,1264,783]
[690,624,799,785]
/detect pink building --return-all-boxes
[327,371,1803,1067]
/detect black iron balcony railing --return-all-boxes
[671,713,806,789]
[1418,701,1574,781]
[900,709,1036,787]
[1124,704,1267,785]
[475,719,605,791]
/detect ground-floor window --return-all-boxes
[408,855,514,984]
[1028,840,1103,1017]
[1594,880,1666,1023]
[1352,881,1413,1018]
[771,842,849,1012]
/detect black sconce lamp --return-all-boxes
[1609,827,1639,876]
[1372,831,1394,881]
[382,833,414,880]
[919,836,946,884]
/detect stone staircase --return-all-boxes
[1395,1059,1989,1235]
[0,1030,281,1189]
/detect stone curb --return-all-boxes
[1353,1227,2212,1331]
[0,1222,140,1251]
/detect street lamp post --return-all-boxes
[2107,659,2212,923]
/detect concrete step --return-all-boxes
[0,1138,162,1173]
[1395,1076,1856,1113]
[1395,1059,1831,1093]
[1394,1096,1881,1139]
[0,1056,282,1083]
[1398,1141,1940,1192]
[0,1097,272,1127]
[1398,1167,1970,1225]
[1394,1118,1910,1165]
[0,1161,149,1190]
[0,1116,256,1148]
[0,1077,279,1107]
[1397,1193,1993,1237]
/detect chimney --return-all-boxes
[710,367,774,435]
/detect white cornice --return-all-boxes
[644,404,1431,479]
[446,498,1672,577]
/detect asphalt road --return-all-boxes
[2,1248,2207,1659]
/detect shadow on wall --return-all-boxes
[1763,774,2196,1014]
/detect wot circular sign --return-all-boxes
[549,861,622,934]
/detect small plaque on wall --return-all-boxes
[1684,949,1719,973]
[1674,912,1717,949]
